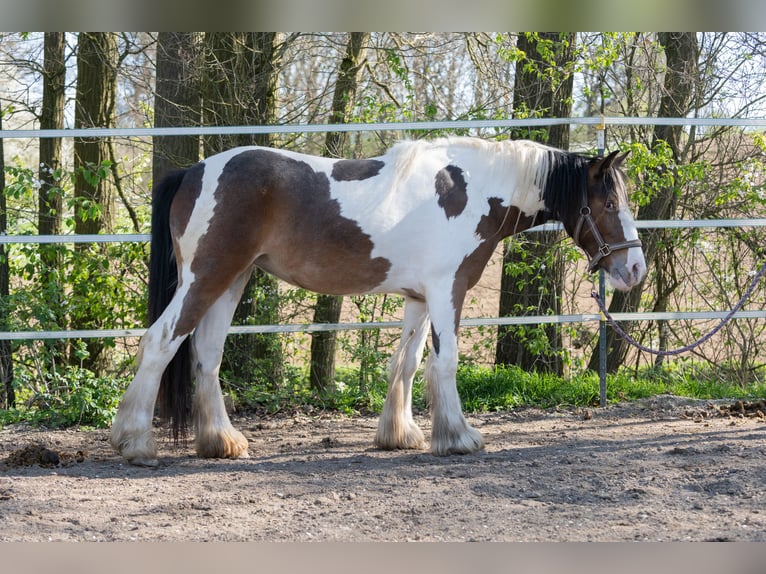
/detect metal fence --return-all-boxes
[2,117,766,403]
[2,218,766,341]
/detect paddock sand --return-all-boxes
[1,395,764,542]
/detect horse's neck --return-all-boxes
[492,142,563,239]
[501,147,548,224]
[498,204,548,240]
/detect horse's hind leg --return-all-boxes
[113,248,258,465]
[192,268,251,459]
[375,297,429,450]
[111,296,193,466]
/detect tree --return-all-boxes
[309,32,370,393]
[37,32,67,361]
[0,104,13,409]
[38,32,65,241]
[588,32,699,373]
[71,32,119,374]
[201,33,288,387]
[152,32,202,182]
[495,32,577,374]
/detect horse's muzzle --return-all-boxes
[607,249,647,291]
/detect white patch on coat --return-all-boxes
[173,148,244,295]
[324,137,553,295]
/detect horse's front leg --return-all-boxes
[375,297,429,450]
[426,290,484,455]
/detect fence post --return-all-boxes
[597,117,608,407]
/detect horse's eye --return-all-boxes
[605,200,616,211]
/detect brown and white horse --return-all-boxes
[111,137,646,466]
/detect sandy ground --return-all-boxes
[1,395,764,542]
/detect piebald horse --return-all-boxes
[111,137,646,466]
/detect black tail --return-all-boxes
[148,169,192,443]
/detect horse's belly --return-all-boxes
[254,251,391,296]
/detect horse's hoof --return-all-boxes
[126,455,159,468]
[111,428,159,466]
[374,420,426,450]
[195,426,249,459]
[430,423,485,456]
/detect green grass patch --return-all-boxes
[456,365,600,411]
[455,363,766,412]
[3,361,764,430]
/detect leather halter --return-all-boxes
[573,203,642,273]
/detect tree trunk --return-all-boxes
[0,105,14,408]
[201,33,287,388]
[229,33,284,388]
[495,33,576,375]
[71,32,119,374]
[39,32,65,239]
[587,32,698,372]
[37,32,67,361]
[309,33,370,394]
[152,32,202,182]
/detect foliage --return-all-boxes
[0,366,127,428]
[497,232,583,371]
[3,162,147,376]
[7,359,758,430]
[336,294,404,395]
[221,363,400,417]
[3,32,766,427]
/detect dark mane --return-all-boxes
[540,150,612,232]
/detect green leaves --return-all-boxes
[2,367,127,429]
[2,156,146,421]
[77,160,112,188]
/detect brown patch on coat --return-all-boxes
[168,163,204,239]
[450,198,545,333]
[172,150,392,336]
[475,198,539,241]
[331,159,385,181]
[434,165,468,219]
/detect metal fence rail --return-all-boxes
[2,221,765,341]
[3,115,766,140]
[2,117,765,351]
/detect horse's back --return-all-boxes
[167,141,508,296]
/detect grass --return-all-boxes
[456,363,766,412]
[229,361,766,417]
[456,365,601,411]
[2,361,764,430]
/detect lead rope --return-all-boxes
[591,259,766,356]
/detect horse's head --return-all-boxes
[568,150,646,291]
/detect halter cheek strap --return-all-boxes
[574,206,643,273]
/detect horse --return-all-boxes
[110,136,647,466]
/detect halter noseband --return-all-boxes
[573,204,642,273]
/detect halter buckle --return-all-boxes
[598,244,612,257]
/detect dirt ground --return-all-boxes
[0,395,764,542]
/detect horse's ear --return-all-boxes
[601,150,620,173]
[591,150,621,178]
[614,150,630,169]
